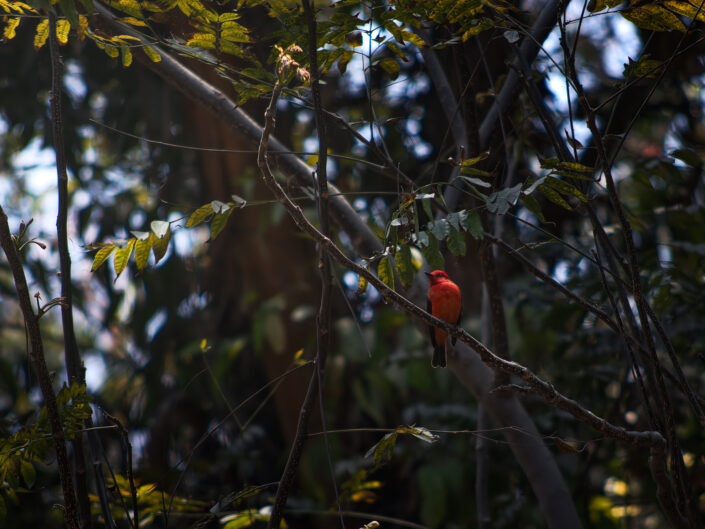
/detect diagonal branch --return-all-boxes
[0,206,79,529]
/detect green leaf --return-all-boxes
[623,55,662,79]
[356,273,368,295]
[428,218,450,241]
[556,161,594,173]
[187,203,214,227]
[459,175,492,188]
[538,185,573,211]
[134,237,152,271]
[151,220,170,238]
[621,5,685,31]
[485,183,522,215]
[463,210,484,239]
[211,208,234,240]
[420,232,445,270]
[544,177,588,202]
[113,239,135,278]
[520,194,546,222]
[378,57,400,79]
[365,432,397,471]
[447,226,466,256]
[377,256,395,291]
[664,0,705,22]
[121,45,133,67]
[21,459,36,488]
[421,194,434,220]
[670,149,701,167]
[91,244,116,272]
[395,244,414,288]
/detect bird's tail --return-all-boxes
[432,345,447,368]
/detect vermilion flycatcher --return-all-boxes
[426,270,462,368]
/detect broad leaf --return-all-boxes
[114,239,135,278]
[91,244,116,272]
[395,244,414,288]
[377,255,395,290]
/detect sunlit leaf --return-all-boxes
[3,16,20,39]
[134,237,152,271]
[56,19,70,44]
[151,227,171,264]
[33,19,49,50]
[91,244,116,272]
[210,208,234,240]
[113,238,135,278]
[186,203,214,227]
[142,45,161,62]
[151,220,170,238]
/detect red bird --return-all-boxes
[426,270,462,368]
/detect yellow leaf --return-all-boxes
[134,237,151,270]
[91,244,116,272]
[115,16,148,26]
[104,43,119,58]
[121,46,133,67]
[56,19,70,44]
[142,45,161,62]
[113,239,135,278]
[77,15,88,40]
[34,18,48,50]
[3,16,20,39]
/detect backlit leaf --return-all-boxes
[210,208,234,240]
[143,45,161,62]
[151,227,171,264]
[151,220,170,239]
[113,239,135,278]
[3,16,20,39]
[56,19,70,44]
[134,237,151,271]
[91,244,116,272]
[186,203,214,227]
[34,19,49,50]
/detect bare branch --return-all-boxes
[0,206,79,529]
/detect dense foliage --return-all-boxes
[1,0,704,528]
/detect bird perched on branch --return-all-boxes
[426,270,462,368]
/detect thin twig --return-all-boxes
[0,206,79,529]
[47,11,100,528]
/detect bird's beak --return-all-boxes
[424,272,432,278]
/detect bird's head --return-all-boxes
[425,270,450,285]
